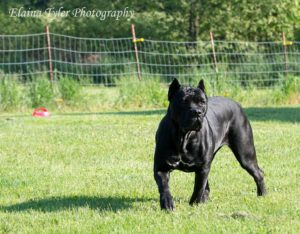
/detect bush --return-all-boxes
[281,75,300,96]
[273,75,300,104]
[116,77,168,108]
[28,76,55,108]
[0,76,21,111]
[0,74,299,112]
[58,77,82,105]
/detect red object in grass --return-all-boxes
[32,107,50,117]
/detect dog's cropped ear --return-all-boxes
[198,79,205,92]
[168,78,181,101]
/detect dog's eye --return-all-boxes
[194,97,205,104]
[181,98,189,105]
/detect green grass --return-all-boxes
[1,75,299,112]
[0,107,299,233]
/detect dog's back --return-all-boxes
[207,96,245,122]
[206,97,252,150]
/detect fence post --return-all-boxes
[131,24,142,81]
[210,32,218,73]
[45,25,53,81]
[282,32,288,75]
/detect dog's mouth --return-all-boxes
[192,117,202,131]
[181,117,202,132]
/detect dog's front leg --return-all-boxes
[189,165,211,205]
[154,169,174,210]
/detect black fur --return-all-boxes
[154,79,266,210]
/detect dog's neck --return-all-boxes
[180,131,194,154]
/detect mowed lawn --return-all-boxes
[0,107,299,233]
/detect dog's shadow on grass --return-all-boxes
[0,196,154,213]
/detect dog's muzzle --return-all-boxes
[192,117,203,131]
[181,116,203,132]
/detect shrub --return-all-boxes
[116,77,168,108]
[281,75,300,96]
[0,76,21,111]
[58,77,82,105]
[273,75,300,104]
[28,76,55,108]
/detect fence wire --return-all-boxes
[0,32,299,87]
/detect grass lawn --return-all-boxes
[0,107,299,233]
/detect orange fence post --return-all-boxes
[45,25,53,81]
[131,24,142,81]
[210,32,218,73]
[282,32,288,75]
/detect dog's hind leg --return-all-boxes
[228,122,267,196]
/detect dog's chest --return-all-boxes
[180,134,200,163]
[167,132,204,171]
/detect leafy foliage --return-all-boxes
[116,77,168,108]
[28,76,54,108]
[0,76,21,111]
[58,77,82,104]
[0,0,299,41]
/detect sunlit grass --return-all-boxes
[0,107,299,233]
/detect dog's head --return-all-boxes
[168,78,208,132]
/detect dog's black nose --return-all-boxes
[192,109,202,117]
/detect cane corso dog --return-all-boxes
[154,79,266,210]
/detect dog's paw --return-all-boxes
[189,190,209,205]
[160,193,175,211]
[201,189,210,202]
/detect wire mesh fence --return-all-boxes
[0,33,48,79]
[0,31,299,87]
[139,39,300,87]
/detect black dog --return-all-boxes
[154,79,266,210]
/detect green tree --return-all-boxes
[0,0,46,34]
[0,0,299,41]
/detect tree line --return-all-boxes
[0,0,299,42]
